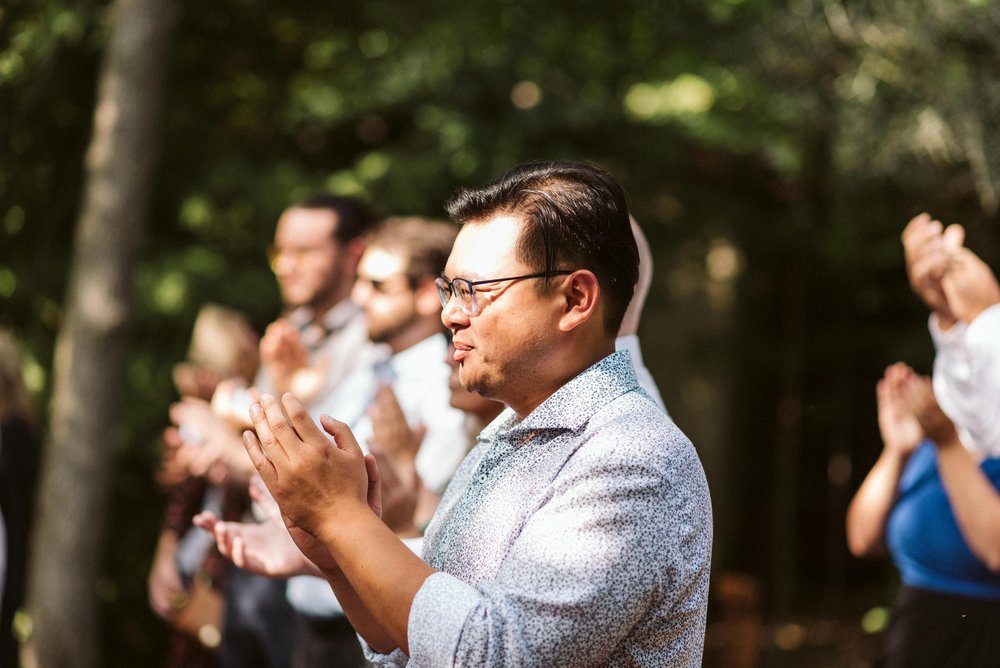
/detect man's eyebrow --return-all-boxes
[444,269,482,280]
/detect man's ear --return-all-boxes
[558,270,600,332]
[415,276,442,317]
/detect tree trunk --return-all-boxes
[22,0,176,666]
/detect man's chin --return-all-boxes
[458,369,486,396]
[280,291,309,308]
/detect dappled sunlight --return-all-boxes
[624,74,715,122]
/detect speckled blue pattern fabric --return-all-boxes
[364,350,713,667]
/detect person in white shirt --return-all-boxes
[284,217,471,667]
[617,215,667,412]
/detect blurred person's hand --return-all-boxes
[155,426,195,488]
[147,532,184,620]
[170,397,254,484]
[259,319,308,395]
[368,385,425,466]
[210,377,256,429]
[902,213,962,328]
[172,362,223,402]
[876,362,925,457]
[899,369,962,449]
[193,509,318,577]
[941,247,1000,324]
[368,447,420,536]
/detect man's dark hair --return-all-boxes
[295,194,378,244]
[445,161,639,334]
[370,217,459,282]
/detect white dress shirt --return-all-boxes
[931,305,1000,457]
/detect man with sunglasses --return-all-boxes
[239,161,712,666]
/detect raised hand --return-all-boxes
[169,397,254,484]
[901,213,960,326]
[897,369,961,449]
[876,363,926,456]
[941,247,1000,324]
[259,319,308,396]
[368,446,420,536]
[367,384,425,465]
[155,426,195,488]
[210,378,256,429]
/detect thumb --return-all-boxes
[319,414,364,455]
[941,223,965,253]
[363,453,382,518]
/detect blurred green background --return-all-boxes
[2,0,999,664]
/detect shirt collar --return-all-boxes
[480,349,639,442]
[285,301,363,350]
[286,300,361,332]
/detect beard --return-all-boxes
[367,314,418,345]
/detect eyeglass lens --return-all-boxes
[435,277,477,315]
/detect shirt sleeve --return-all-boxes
[406,436,710,667]
[360,642,410,667]
[932,307,1000,457]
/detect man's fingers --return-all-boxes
[910,248,948,282]
[941,223,965,253]
[242,428,277,480]
[278,393,329,447]
[260,393,300,445]
[319,413,364,456]
[901,212,927,242]
[249,397,288,466]
[901,212,935,249]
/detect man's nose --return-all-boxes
[351,279,371,306]
[440,294,468,329]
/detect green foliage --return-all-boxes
[3,0,1000,662]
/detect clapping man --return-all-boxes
[233,161,712,666]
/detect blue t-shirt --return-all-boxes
[886,441,1000,599]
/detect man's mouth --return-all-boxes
[452,340,472,363]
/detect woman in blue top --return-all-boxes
[847,362,1000,667]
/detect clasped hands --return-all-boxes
[902,213,1000,327]
[877,362,960,456]
[197,392,385,576]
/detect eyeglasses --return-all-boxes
[435,270,572,316]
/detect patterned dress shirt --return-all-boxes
[365,350,713,667]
